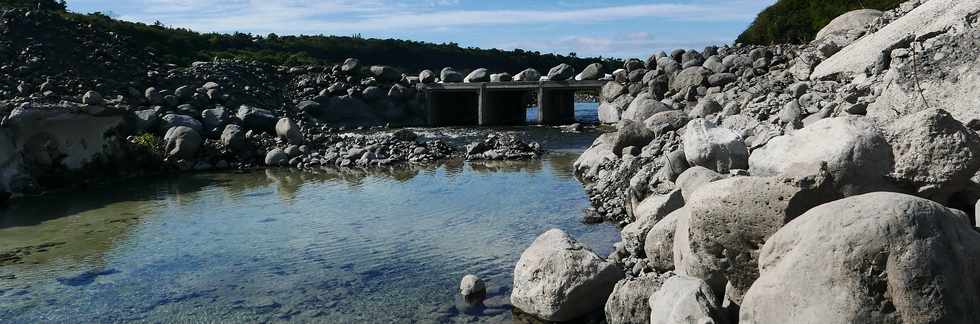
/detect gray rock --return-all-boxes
[742,192,980,324]
[236,106,277,132]
[578,63,603,80]
[614,120,655,156]
[82,91,103,105]
[663,149,690,182]
[671,67,710,92]
[648,275,726,324]
[161,114,203,133]
[707,73,737,87]
[683,119,748,174]
[265,148,289,166]
[370,65,402,83]
[418,70,436,83]
[513,68,541,82]
[621,190,685,255]
[275,118,303,145]
[464,68,490,83]
[644,110,689,136]
[174,85,193,101]
[624,58,645,72]
[749,116,895,196]
[574,133,618,179]
[459,274,486,297]
[605,275,668,324]
[644,207,684,272]
[163,126,202,160]
[689,99,723,119]
[777,100,803,126]
[703,56,726,74]
[884,108,980,202]
[814,9,883,48]
[599,94,633,124]
[489,73,512,82]
[675,166,723,201]
[648,74,670,100]
[130,108,161,132]
[362,86,384,101]
[220,124,246,151]
[341,58,360,73]
[511,229,624,322]
[670,49,686,63]
[623,92,672,122]
[547,64,575,81]
[602,82,627,103]
[145,87,162,105]
[440,67,464,83]
[201,107,229,133]
[297,100,321,115]
[686,175,838,304]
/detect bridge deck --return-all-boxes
[422,80,605,92]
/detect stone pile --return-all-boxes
[464,133,543,161]
[515,0,980,323]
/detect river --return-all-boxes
[0,103,618,323]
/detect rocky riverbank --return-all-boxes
[510,0,980,323]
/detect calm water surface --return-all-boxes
[0,106,618,324]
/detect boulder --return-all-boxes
[297,100,321,115]
[620,190,685,255]
[514,68,541,82]
[689,99,723,119]
[703,56,726,74]
[749,116,895,196]
[145,87,162,105]
[341,58,360,73]
[464,68,490,83]
[814,9,883,48]
[644,207,684,272]
[418,70,436,83]
[605,275,668,324]
[648,275,727,324]
[686,175,837,304]
[236,106,277,132]
[671,67,710,92]
[623,92,672,122]
[644,110,689,136]
[675,166,723,201]
[547,64,575,81]
[82,91,103,106]
[741,192,980,324]
[201,107,229,133]
[370,65,402,83]
[683,119,749,174]
[440,67,464,83]
[578,63,604,80]
[362,86,385,101]
[160,114,203,133]
[574,133,617,179]
[707,73,737,87]
[459,274,486,297]
[489,73,512,82]
[130,109,161,133]
[163,126,202,160]
[614,120,655,156]
[599,94,632,124]
[220,124,246,151]
[265,148,289,166]
[275,118,303,145]
[511,229,625,322]
[883,108,980,202]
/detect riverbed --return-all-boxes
[0,104,618,323]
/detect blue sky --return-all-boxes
[66,0,776,58]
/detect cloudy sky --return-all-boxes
[66,0,776,58]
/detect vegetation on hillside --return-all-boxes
[736,0,904,45]
[1,0,619,73]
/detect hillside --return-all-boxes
[736,0,905,44]
[0,0,616,73]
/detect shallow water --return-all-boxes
[0,121,619,323]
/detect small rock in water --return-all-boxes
[459,274,487,299]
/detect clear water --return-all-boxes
[0,125,619,323]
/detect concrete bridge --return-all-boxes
[422,80,604,126]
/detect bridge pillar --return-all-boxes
[538,88,576,125]
[479,88,529,126]
[427,90,480,126]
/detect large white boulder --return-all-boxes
[511,229,625,322]
[605,274,668,324]
[741,192,980,324]
[620,190,685,255]
[749,116,895,197]
[683,119,749,174]
[574,133,618,180]
[622,92,672,122]
[644,207,684,272]
[648,275,727,324]
[814,9,883,48]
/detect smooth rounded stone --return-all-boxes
[802,106,833,127]
[648,275,726,324]
[370,65,402,83]
[626,69,646,83]
[749,116,895,197]
[574,133,618,179]
[547,64,575,81]
[621,190,685,255]
[82,91,103,105]
[644,110,689,136]
[605,274,668,324]
[686,175,838,304]
[602,81,627,103]
[236,105,277,132]
[814,9,883,46]
[174,85,192,101]
[163,126,202,160]
[161,113,203,133]
[388,83,413,99]
[663,149,690,182]
[623,92,671,122]
[275,118,303,145]
[265,148,288,166]
[599,94,633,124]
[741,192,980,324]
[145,87,162,105]
[220,124,246,151]
[459,274,486,297]
[683,119,748,174]
[675,166,723,201]
[464,68,490,83]
[883,108,980,202]
[440,67,464,83]
[624,58,645,72]
[578,63,604,80]
[513,68,541,82]
[671,67,710,92]
[614,120,655,157]
[644,207,684,272]
[670,49,686,63]
[688,99,723,119]
[703,56,726,74]
[511,229,625,322]
[341,58,360,73]
[777,100,803,127]
[707,73,737,87]
[489,73,512,82]
[612,69,629,83]
[648,74,670,100]
[418,70,436,83]
[201,107,229,132]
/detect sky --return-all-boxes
[66,0,777,59]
